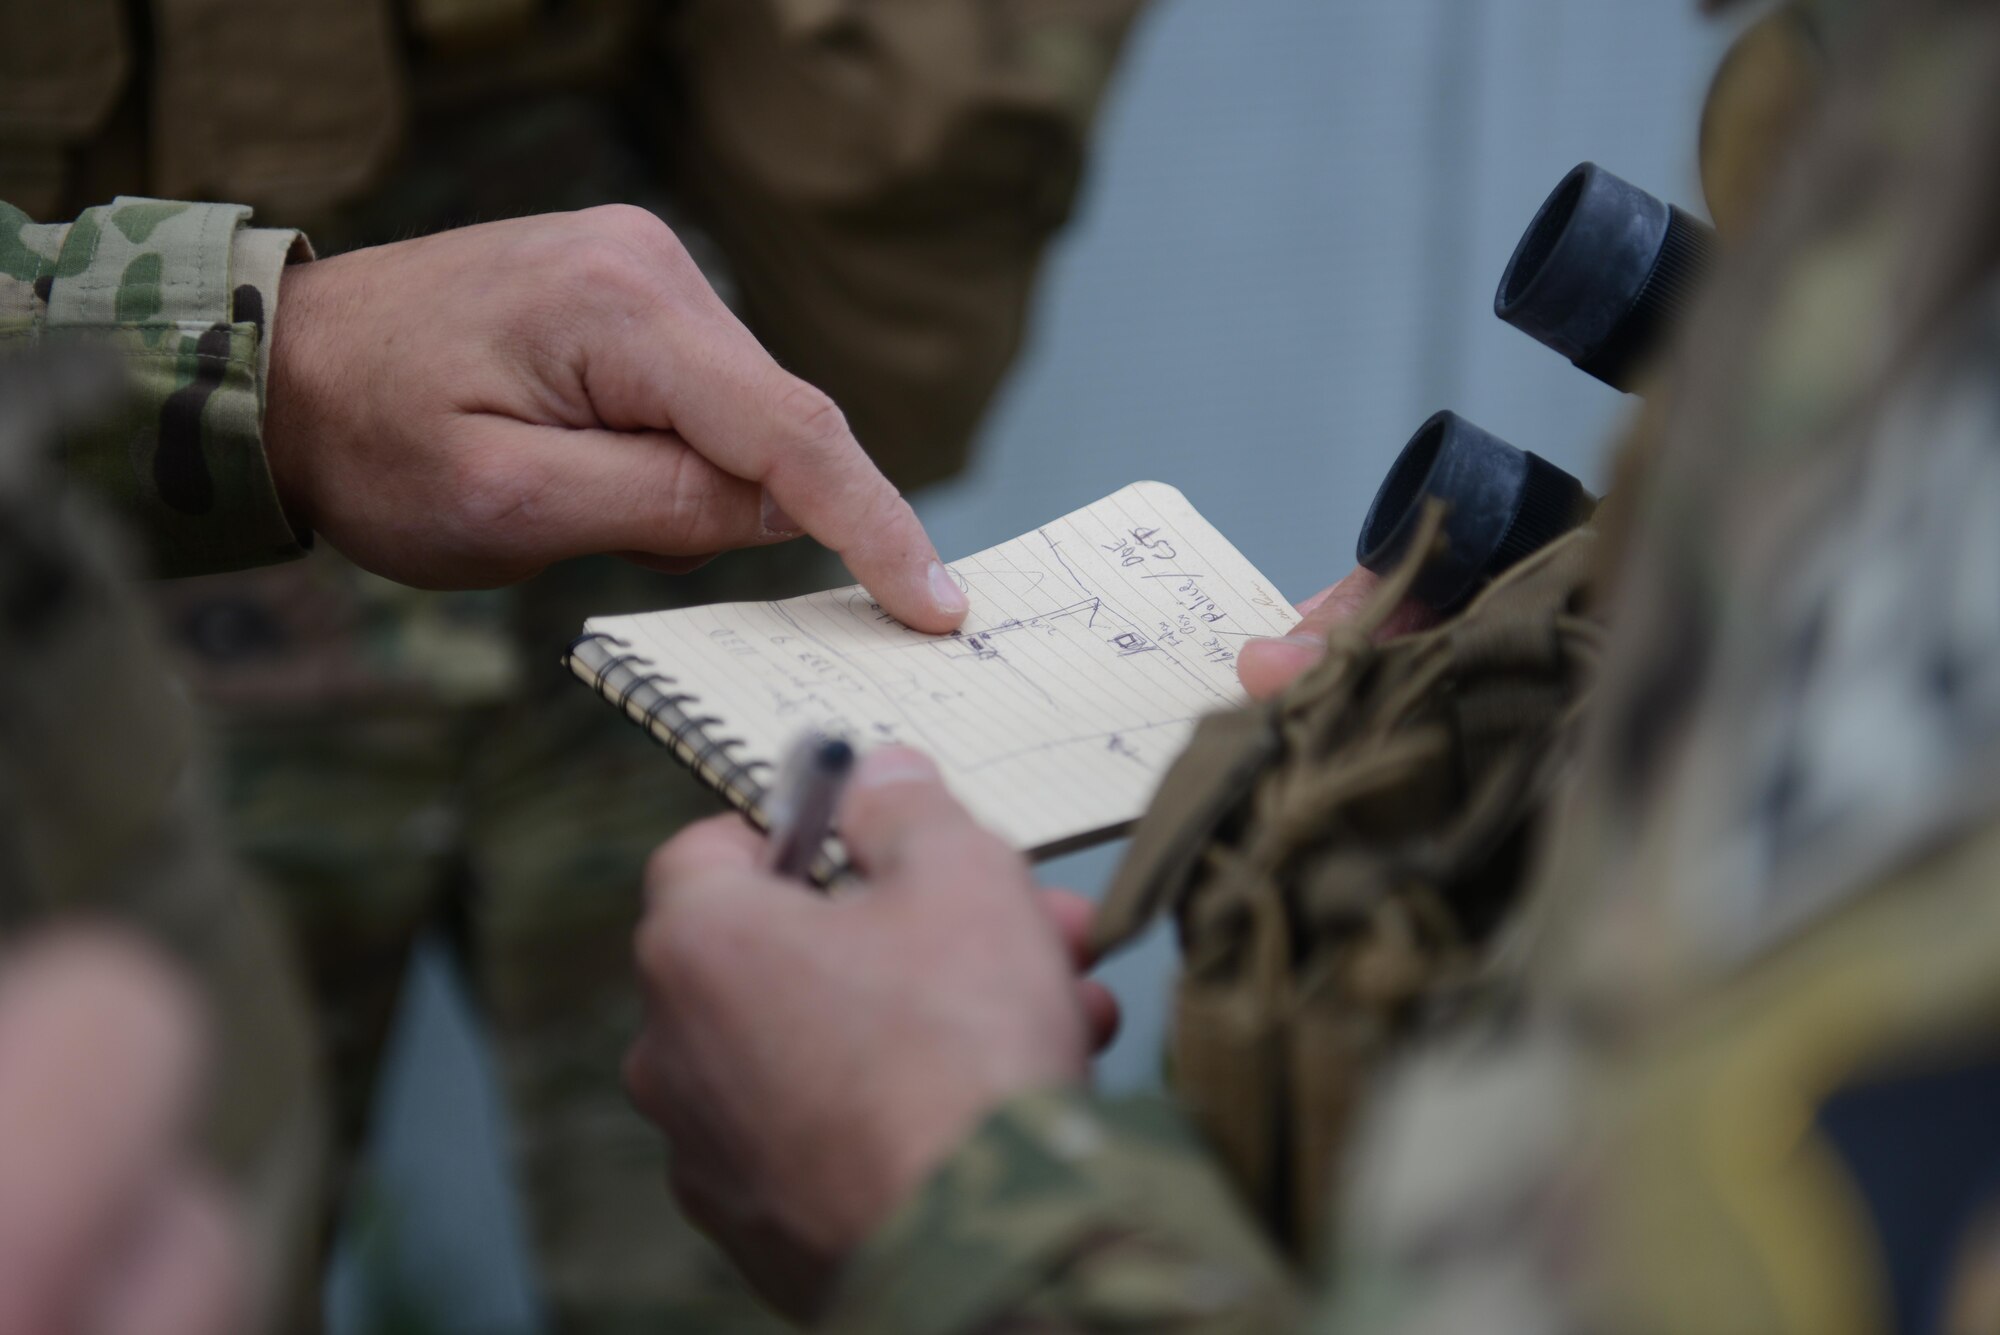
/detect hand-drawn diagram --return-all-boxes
[590,482,1296,853]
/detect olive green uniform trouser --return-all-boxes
[201,548,842,1332]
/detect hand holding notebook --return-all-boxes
[567,482,1297,857]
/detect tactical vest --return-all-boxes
[1091,0,1850,1261]
[1097,516,1604,1258]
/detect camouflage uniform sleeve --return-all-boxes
[825,1088,1304,1335]
[0,196,313,576]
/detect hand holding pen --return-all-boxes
[762,732,856,883]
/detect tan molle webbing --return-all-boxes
[1101,511,1604,1258]
[149,0,405,221]
[0,0,132,218]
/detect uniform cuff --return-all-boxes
[26,198,313,577]
[825,1086,1299,1335]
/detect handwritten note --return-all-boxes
[582,481,1297,854]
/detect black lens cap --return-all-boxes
[1495,163,1716,393]
[1356,411,1592,612]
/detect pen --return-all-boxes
[762,732,855,882]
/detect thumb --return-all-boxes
[1237,566,1438,699]
[838,747,1019,891]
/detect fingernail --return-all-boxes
[855,746,938,790]
[760,491,801,537]
[928,560,969,617]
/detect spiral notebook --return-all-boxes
[565,481,1297,858]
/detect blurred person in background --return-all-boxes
[1,0,1147,1328]
[0,930,246,1335]
[624,1,2000,1331]
[0,349,320,1334]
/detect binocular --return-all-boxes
[1356,410,1592,612]
[1496,162,1716,394]
[1356,163,1717,611]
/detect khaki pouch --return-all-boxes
[0,0,131,217]
[665,0,1150,488]
[1102,518,1605,1257]
[150,0,404,221]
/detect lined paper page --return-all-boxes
[584,481,1297,854]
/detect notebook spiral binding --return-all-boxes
[564,631,775,825]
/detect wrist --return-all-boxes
[261,259,323,535]
[225,222,318,544]
[823,1085,1148,1331]
[819,1065,1091,1260]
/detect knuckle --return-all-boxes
[640,879,729,978]
[957,828,1023,882]
[580,202,673,251]
[643,833,688,888]
[635,856,708,970]
[622,1041,675,1129]
[565,231,642,291]
[900,809,1011,877]
[774,379,852,456]
[844,781,922,844]
[572,205,698,291]
[637,916,702,994]
[840,774,891,823]
[631,906,675,980]
[450,447,549,533]
[655,451,734,543]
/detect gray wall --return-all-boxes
[335,2,1731,1327]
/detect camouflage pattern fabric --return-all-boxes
[0,349,328,1334]
[820,1,2000,1331]
[0,196,307,576]
[829,1089,1301,1335]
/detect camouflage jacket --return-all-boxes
[0,196,309,578]
[823,2,2000,1332]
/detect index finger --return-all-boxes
[712,370,966,633]
[838,747,1022,891]
[643,813,768,912]
[634,296,968,634]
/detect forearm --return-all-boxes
[826,1087,1304,1335]
[1,196,310,576]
